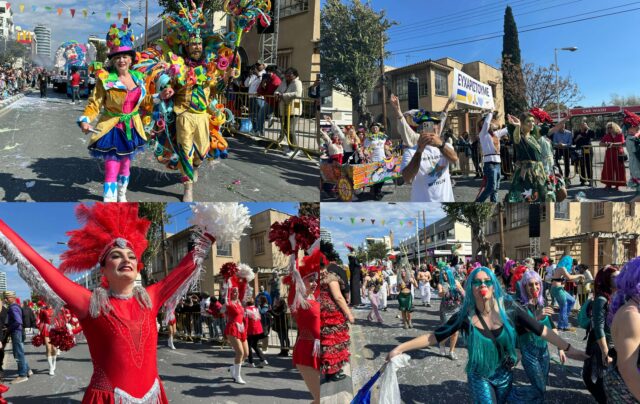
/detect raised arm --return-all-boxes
[147,249,199,310]
[0,219,90,318]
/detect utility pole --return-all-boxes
[380,30,387,129]
[422,210,427,264]
[144,0,148,49]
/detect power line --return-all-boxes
[388,0,584,43]
[388,4,640,56]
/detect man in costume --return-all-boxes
[137,2,271,201]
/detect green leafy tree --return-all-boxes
[298,202,320,218]
[0,40,30,66]
[158,0,225,16]
[442,203,496,264]
[366,241,389,262]
[320,240,342,264]
[94,42,108,64]
[501,6,527,116]
[138,203,169,286]
[321,0,395,125]
[610,94,640,107]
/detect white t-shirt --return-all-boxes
[401,144,455,202]
[479,112,509,163]
[364,136,387,162]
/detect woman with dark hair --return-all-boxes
[510,270,566,403]
[604,257,640,402]
[78,24,171,202]
[387,267,586,403]
[583,265,619,403]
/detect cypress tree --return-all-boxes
[501,6,528,115]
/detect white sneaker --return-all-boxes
[285,150,295,157]
[49,369,55,376]
[262,360,269,366]
[70,101,75,105]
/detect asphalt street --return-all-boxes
[321,173,635,203]
[0,92,319,202]
[322,295,596,404]
[3,333,311,403]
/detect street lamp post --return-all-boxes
[554,47,578,121]
[389,203,421,267]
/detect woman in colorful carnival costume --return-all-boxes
[529,108,567,200]
[623,110,640,202]
[0,202,249,403]
[582,265,618,403]
[387,266,587,404]
[269,214,321,401]
[505,112,558,202]
[136,1,271,202]
[438,262,465,359]
[508,270,566,403]
[78,24,166,202]
[363,266,384,323]
[220,262,254,384]
[604,256,640,402]
[362,122,390,199]
[550,255,585,331]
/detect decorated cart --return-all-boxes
[320,156,402,201]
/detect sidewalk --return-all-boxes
[0,90,32,112]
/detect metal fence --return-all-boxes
[220,91,319,159]
[451,143,631,187]
[171,311,299,350]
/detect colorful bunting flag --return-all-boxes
[19,4,24,13]
[106,11,111,19]
[70,8,75,18]
[350,218,355,225]
[117,12,122,20]
[56,7,62,16]
[360,218,365,223]
[44,6,52,11]
[399,220,404,226]
[370,219,375,225]
[82,9,87,18]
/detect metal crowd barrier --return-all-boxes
[172,310,299,350]
[220,92,319,160]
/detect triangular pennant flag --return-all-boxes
[360,218,365,223]
[408,221,413,226]
[117,12,122,20]
[82,9,88,17]
[106,11,111,19]
[45,6,52,11]
[70,9,76,18]
[4,3,9,11]
[31,5,36,11]
[381,220,385,226]
[371,219,375,225]
[57,8,62,16]
[339,217,343,221]
[19,4,24,13]
[329,216,333,221]
[399,220,404,226]
[350,218,355,225]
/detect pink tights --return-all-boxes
[104,158,131,183]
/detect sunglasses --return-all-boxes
[472,279,494,288]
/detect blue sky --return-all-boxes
[323,0,640,107]
[0,202,299,300]
[11,0,165,63]
[321,203,446,263]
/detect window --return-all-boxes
[554,201,570,220]
[593,202,605,218]
[509,204,528,228]
[435,70,448,96]
[369,89,382,105]
[625,203,636,217]
[447,228,455,238]
[216,243,232,257]
[277,49,292,70]
[623,241,635,262]
[395,76,409,100]
[280,0,310,18]
[253,233,265,255]
[597,241,605,267]
[515,246,530,261]
[541,205,547,221]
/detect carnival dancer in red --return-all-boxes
[166,310,177,350]
[36,302,58,375]
[245,299,267,368]
[221,262,254,384]
[0,202,250,403]
[269,214,320,403]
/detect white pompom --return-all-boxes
[237,263,255,282]
[189,203,251,245]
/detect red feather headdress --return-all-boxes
[60,203,151,273]
[623,109,640,128]
[529,108,553,124]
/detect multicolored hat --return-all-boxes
[164,2,208,48]
[413,109,442,124]
[106,23,136,57]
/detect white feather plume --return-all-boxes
[237,263,255,282]
[189,203,251,245]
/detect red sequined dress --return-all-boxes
[0,220,201,404]
[224,301,247,341]
[292,299,320,370]
[319,270,350,375]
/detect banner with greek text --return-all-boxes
[453,68,495,110]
